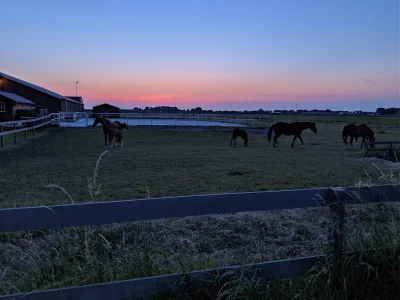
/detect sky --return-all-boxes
[0,0,398,111]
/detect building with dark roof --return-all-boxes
[0,91,36,121]
[92,103,120,117]
[65,96,84,104]
[0,72,84,116]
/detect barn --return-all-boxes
[0,72,84,114]
[92,103,120,117]
[0,91,36,122]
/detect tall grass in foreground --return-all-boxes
[1,151,400,299]
[145,162,400,299]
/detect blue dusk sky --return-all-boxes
[0,0,398,111]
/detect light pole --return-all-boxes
[76,81,78,98]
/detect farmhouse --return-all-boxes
[0,72,84,117]
[92,103,120,117]
[0,91,36,122]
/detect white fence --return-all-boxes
[0,113,61,147]
[60,112,261,127]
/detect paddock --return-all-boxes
[0,116,399,297]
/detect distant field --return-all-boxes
[0,116,399,208]
[1,116,399,296]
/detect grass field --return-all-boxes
[1,116,399,208]
[0,115,399,297]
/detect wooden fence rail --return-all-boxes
[0,184,399,299]
[0,113,61,147]
[366,141,400,152]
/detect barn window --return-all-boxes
[0,101,5,112]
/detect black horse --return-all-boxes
[230,128,248,147]
[342,124,375,149]
[267,121,317,148]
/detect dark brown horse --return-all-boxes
[92,115,128,147]
[342,124,375,149]
[267,121,317,148]
[230,128,249,147]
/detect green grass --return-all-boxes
[0,119,399,208]
[0,117,400,298]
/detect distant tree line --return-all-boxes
[89,105,399,115]
[129,106,350,115]
[376,107,400,115]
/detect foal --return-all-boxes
[113,123,128,147]
[230,128,249,147]
[108,122,128,148]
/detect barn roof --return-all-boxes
[92,103,120,109]
[65,96,83,103]
[0,91,36,105]
[0,72,80,104]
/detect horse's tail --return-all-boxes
[267,124,275,143]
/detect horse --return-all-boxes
[267,121,317,148]
[92,115,128,147]
[342,124,358,147]
[230,128,248,147]
[342,124,375,149]
[111,123,128,147]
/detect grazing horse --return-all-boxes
[92,115,128,147]
[267,121,318,148]
[342,124,375,149]
[230,128,248,147]
[342,124,358,147]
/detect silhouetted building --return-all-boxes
[0,72,83,114]
[92,103,120,117]
[0,91,36,121]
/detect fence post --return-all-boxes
[1,124,4,147]
[14,124,17,143]
[40,118,43,133]
[328,187,346,297]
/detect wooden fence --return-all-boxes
[0,184,399,299]
[366,141,400,153]
[0,113,61,147]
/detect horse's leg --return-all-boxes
[234,136,237,147]
[273,134,280,148]
[298,135,305,146]
[361,137,365,149]
[108,132,114,148]
[291,135,298,148]
[104,133,108,147]
[230,135,234,146]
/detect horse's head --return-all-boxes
[311,121,318,133]
[92,115,102,127]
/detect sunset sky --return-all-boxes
[0,0,398,111]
